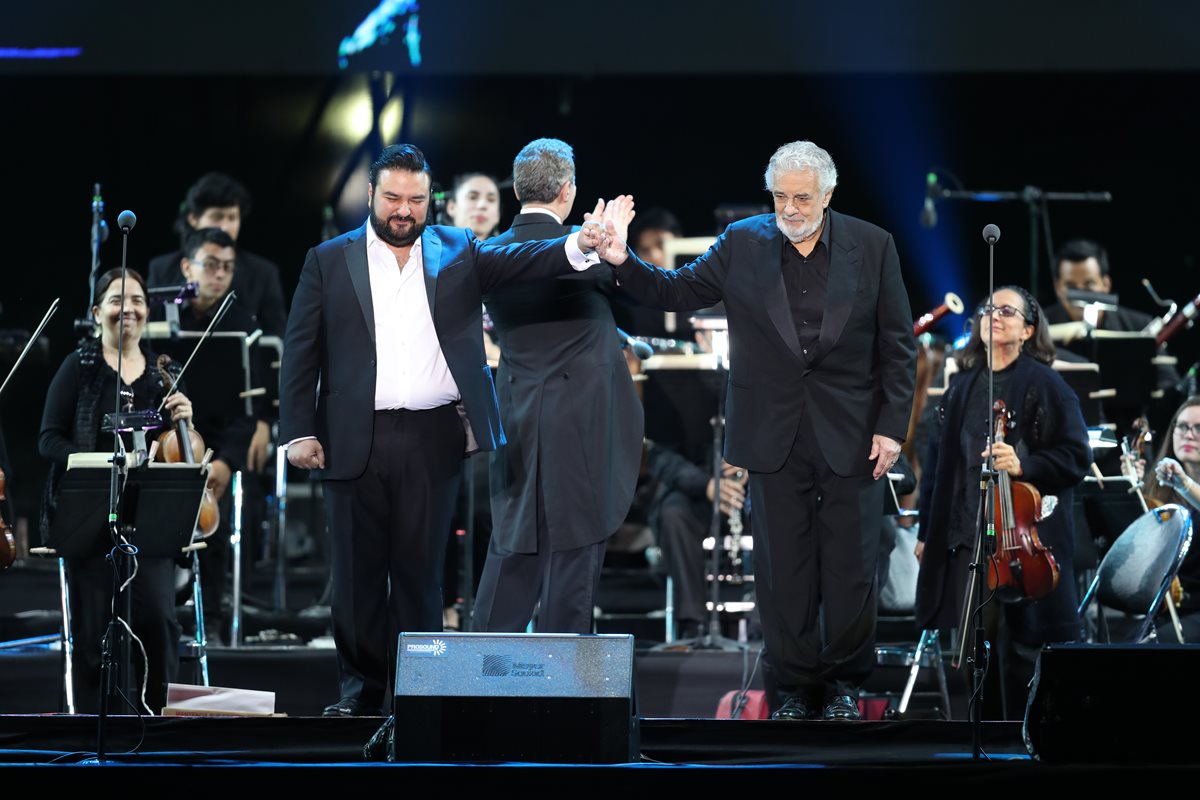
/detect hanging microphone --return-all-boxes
[117,210,137,232]
[920,172,939,229]
[982,224,1001,245]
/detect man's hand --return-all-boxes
[208,458,233,501]
[246,420,272,473]
[577,198,606,253]
[869,434,902,480]
[914,540,925,564]
[287,438,326,470]
[982,442,1021,476]
[583,195,635,266]
[705,462,748,515]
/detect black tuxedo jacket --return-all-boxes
[484,213,643,552]
[147,247,288,337]
[613,210,917,476]
[279,222,576,481]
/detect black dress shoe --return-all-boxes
[770,695,815,721]
[822,695,861,721]
[323,697,382,717]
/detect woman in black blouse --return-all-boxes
[915,286,1091,718]
[40,268,193,714]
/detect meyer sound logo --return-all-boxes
[482,654,545,678]
[404,638,447,657]
[482,654,512,676]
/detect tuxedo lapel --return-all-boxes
[812,212,861,367]
[421,227,442,319]
[344,227,375,347]
[753,222,804,362]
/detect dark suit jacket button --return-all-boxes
[370,359,376,367]
[508,376,513,383]
[562,372,569,379]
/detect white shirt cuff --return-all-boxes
[564,233,600,271]
[284,436,317,448]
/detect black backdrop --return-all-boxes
[2,7,1199,525]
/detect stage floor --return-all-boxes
[0,714,1190,791]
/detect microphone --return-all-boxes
[982,224,1001,245]
[117,209,137,232]
[91,183,110,245]
[616,327,654,360]
[920,172,939,229]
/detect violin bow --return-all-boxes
[155,290,238,414]
[0,297,60,400]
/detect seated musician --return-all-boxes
[914,286,1091,719]
[147,172,287,337]
[642,446,747,640]
[1045,238,1180,395]
[38,268,195,714]
[175,227,262,643]
[1145,396,1200,640]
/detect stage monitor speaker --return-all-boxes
[392,632,638,763]
[1024,642,1200,763]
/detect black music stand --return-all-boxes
[49,460,206,738]
[1087,333,1158,414]
[1053,360,1104,427]
[50,462,206,558]
[150,332,255,420]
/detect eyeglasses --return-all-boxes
[196,258,235,274]
[1175,422,1200,438]
[977,304,1028,321]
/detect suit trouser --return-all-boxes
[322,405,464,708]
[750,412,883,700]
[472,472,606,635]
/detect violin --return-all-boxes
[154,355,219,538]
[0,468,14,570]
[985,399,1060,602]
[1121,416,1186,609]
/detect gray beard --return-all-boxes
[776,211,823,244]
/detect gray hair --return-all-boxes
[513,138,575,204]
[763,141,838,196]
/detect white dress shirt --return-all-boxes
[366,222,461,410]
[286,222,596,447]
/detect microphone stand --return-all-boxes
[930,183,1111,296]
[75,184,110,339]
[96,215,137,762]
[955,225,1002,761]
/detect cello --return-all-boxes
[986,399,1061,602]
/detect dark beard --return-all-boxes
[370,207,425,247]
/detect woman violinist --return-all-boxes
[914,286,1091,718]
[1145,396,1200,640]
[38,268,195,714]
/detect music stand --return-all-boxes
[148,331,255,418]
[50,460,206,558]
[48,459,207,728]
[1052,359,1104,427]
[1088,332,1158,408]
